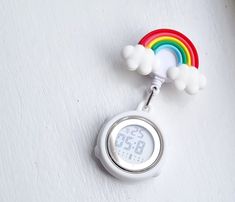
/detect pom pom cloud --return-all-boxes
[167,65,207,95]
[122,45,206,95]
[122,45,160,75]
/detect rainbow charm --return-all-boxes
[139,29,199,68]
[122,28,206,95]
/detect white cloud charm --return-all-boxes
[122,45,160,75]
[167,64,207,95]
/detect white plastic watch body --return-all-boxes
[95,109,164,181]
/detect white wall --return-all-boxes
[0,0,235,201]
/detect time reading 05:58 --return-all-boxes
[114,125,154,164]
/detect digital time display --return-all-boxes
[114,125,154,164]
[98,113,163,177]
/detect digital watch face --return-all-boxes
[107,116,163,172]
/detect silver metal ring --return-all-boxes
[106,116,163,172]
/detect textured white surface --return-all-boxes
[0,0,235,201]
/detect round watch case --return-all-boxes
[95,110,164,181]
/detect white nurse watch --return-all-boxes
[95,109,164,181]
[94,29,206,181]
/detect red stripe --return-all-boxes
[139,29,199,68]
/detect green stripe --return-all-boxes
[152,40,187,64]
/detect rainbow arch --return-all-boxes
[139,29,199,68]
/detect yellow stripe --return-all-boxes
[147,36,191,66]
